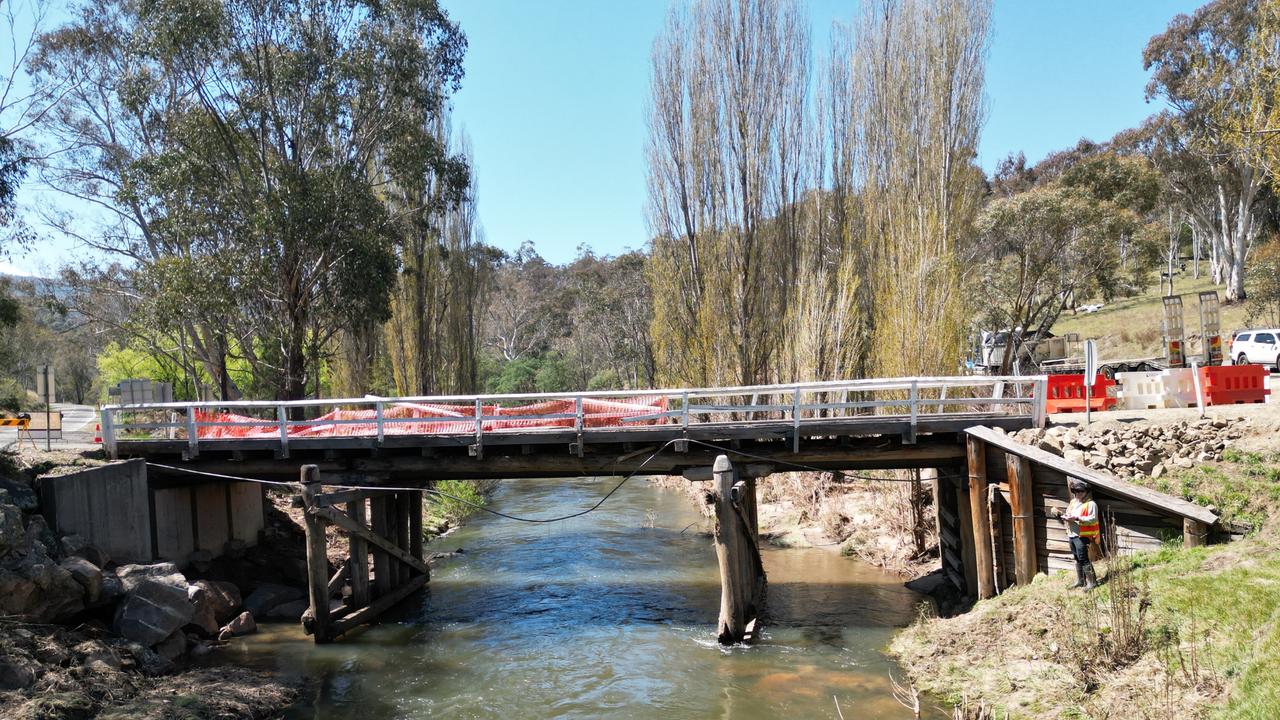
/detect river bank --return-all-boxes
[0,448,498,720]
[889,412,1280,719]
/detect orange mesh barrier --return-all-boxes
[194,396,670,439]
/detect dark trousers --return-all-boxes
[1069,536,1093,564]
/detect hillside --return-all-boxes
[1052,270,1256,363]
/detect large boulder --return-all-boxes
[190,580,243,631]
[0,495,23,559]
[262,599,308,621]
[219,610,257,640]
[0,477,37,512]
[116,562,188,592]
[0,652,37,691]
[0,554,86,622]
[114,579,195,646]
[23,515,59,557]
[61,556,104,605]
[153,630,188,662]
[244,582,305,617]
[61,534,111,569]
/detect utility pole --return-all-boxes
[36,364,54,451]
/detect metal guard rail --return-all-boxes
[100,375,1049,458]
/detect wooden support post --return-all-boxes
[740,476,759,544]
[300,465,332,643]
[711,455,765,644]
[395,492,410,587]
[409,490,425,578]
[954,474,978,598]
[310,506,431,576]
[1184,518,1207,547]
[1006,453,1038,586]
[714,456,746,644]
[987,484,1006,593]
[966,437,996,600]
[370,496,392,598]
[346,498,370,608]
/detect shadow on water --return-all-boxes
[220,479,946,719]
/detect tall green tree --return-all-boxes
[33,0,469,401]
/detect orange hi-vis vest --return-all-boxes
[1067,498,1099,539]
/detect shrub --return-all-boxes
[426,479,494,526]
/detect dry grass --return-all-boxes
[0,620,297,720]
[1054,271,1253,361]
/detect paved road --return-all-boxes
[1,402,100,451]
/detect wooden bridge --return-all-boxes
[94,375,1218,644]
[101,377,1046,477]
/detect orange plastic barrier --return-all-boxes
[1198,365,1270,406]
[1045,374,1117,413]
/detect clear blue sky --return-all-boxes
[9,0,1202,275]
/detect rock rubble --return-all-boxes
[1011,417,1247,480]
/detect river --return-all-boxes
[218,478,943,719]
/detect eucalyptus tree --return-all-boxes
[32,0,469,400]
[1144,0,1269,302]
[975,185,1152,373]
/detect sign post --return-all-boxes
[1084,340,1097,426]
[35,365,55,451]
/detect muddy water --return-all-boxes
[221,479,943,719]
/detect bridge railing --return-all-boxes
[100,375,1047,458]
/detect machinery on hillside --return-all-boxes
[970,291,1224,378]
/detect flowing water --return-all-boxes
[220,478,944,719]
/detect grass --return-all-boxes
[1053,270,1254,361]
[1143,449,1280,530]
[891,450,1280,719]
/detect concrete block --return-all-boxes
[152,488,194,564]
[39,459,152,564]
[228,482,264,546]
[194,484,230,554]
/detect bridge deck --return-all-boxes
[104,377,1047,482]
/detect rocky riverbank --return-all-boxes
[0,451,303,718]
[0,448,499,719]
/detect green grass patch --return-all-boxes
[1132,452,1280,531]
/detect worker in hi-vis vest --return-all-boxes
[1053,479,1099,590]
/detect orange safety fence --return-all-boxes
[1044,374,1117,414]
[1197,365,1270,406]
[193,396,671,439]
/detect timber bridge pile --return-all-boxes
[91,376,1220,644]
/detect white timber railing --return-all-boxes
[100,375,1048,459]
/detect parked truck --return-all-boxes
[970,291,1225,379]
